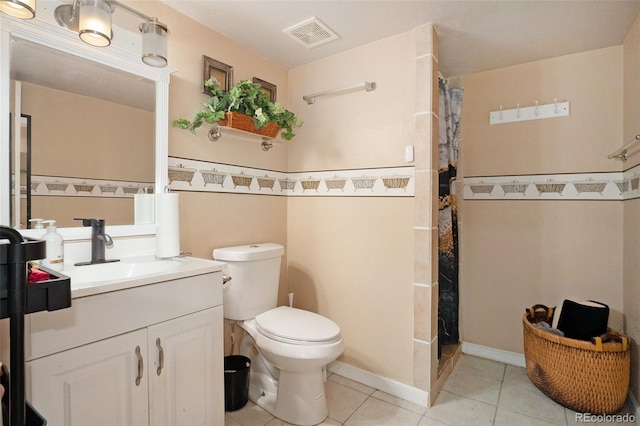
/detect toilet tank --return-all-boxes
[213,243,284,321]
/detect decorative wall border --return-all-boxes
[30,175,154,198]
[463,163,640,201]
[168,157,414,197]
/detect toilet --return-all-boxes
[213,243,344,426]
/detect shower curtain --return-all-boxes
[437,79,462,356]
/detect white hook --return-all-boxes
[499,106,503,120]
[516,103,521,118]
[534,100,539,116]
[553,98,558,114]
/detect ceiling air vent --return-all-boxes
[283,17,339,49]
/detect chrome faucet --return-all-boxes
[74,218,120,266]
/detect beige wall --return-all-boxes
[21,82,154,226]
[287,197,415,381]
[461,47,623,177]
[287,32,416,172]
[624,200,640,400]
[461,200,623,352]
[286,29,420,385]
[178,191,288,304]
[22,83,154,181]
[459,47,625,353]
[32,197,134,228]
[623,12,640,401]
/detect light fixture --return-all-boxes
[79,0,112,47]
[140,18,169,67]
[0,0,36,19]
[54,0,169,67]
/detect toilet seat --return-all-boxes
[255,306,341,345]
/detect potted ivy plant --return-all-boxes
[173,79,302,140]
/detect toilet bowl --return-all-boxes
[213,243,344,426]
[239,307,343,425]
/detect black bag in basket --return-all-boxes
[556,299,609,341]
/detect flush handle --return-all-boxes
[156,338,164,376]
[135,345,143,386]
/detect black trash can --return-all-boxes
[224,355,251,411]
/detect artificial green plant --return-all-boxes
[173,79,302,140]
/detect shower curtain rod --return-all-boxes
[608,134,640,162]
[303,81,376,105]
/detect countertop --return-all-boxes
[60,255,225,298]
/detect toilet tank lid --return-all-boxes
[213,243,284,261]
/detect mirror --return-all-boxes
[8,114,30,228]
[9,37,156,229]
[0,14,175,233]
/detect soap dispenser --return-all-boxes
[41,220,64,271]
[29,218,45,229]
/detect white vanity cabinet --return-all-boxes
[28,328,150,425]
[148,307,222,425]
[24,270,224,426]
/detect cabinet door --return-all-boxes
[27,329,149,425]
[148,307,224,426]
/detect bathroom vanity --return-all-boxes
[23,256,225,425]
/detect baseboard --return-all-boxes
[327,361,430,408]
[461,341,526,368]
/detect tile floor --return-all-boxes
[224,354,637,426]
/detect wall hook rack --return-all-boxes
[490,99,570,125]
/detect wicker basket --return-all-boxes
[218,112,280,138]
[523,306,630,414]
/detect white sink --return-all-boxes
[63,255,224,297]
[65,257,178,283]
